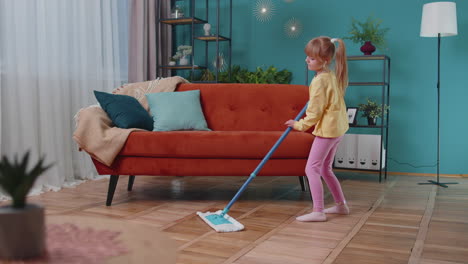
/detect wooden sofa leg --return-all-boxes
[127,175,135,191]
[298,176,307,191]
[106,175,119,206]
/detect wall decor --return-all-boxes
[212,53,227,72]
[347,107,358,125]
[253,0,276,22]
[284,17,302,38]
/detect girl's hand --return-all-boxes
[284,120,296,128]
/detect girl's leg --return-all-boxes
[321,136,346,204]
[296,136,337,222]
[321,136,349,214]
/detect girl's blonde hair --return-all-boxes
[304,36,348,94]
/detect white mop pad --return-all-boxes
[197,210,244,232]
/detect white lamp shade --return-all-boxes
[420,2,458,37]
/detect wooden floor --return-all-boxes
[14,173,468,263]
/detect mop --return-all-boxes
[197,102,309,232]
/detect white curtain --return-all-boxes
[0,0,129,199]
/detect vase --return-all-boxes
[203,23,211,36]
[367,117,377,126]
[360,41,376,55]
[0,204,45,259]
[179,56,189,66]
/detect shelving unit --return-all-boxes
[347,55,390,182]
[305,55,391,182]
[156,0,232,82]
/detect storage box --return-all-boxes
[334,134,358,169]
[334,134,385,170]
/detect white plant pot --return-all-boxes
[179,56,189,66]
[0,204,45,260]
[168,61,176,66]
[171,12,184,19]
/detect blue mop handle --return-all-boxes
[221,102,309,216]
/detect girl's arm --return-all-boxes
[293,78,327,131]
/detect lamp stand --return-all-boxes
[419,33,458,188]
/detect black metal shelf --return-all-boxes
[348,55,390,61]
[194,35,231,41]
[349,125,387,128]
[159,17,207,25]
[159,65,206,70]
[156,0,232,82]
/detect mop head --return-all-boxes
[197,210,244,232]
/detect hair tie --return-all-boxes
[331,38,338,44]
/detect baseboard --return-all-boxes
[335,169,467,178]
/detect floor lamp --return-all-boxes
[419,2,458,188]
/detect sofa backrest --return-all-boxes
[177,83,309,131]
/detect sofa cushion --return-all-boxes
[94,90,153,130]
[120,131,314,159]
[146,90,211,132]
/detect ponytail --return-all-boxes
[334,38,348,94]
[305,36,348,94]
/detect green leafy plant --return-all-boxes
[219,65,292,84]
[0,152,53,209]
[174,5,184,14]
[358,98,390,119]
[172,45,192,60]
[345,16,389,50]
[200,69,215,81]
[189,65,293,84]
[218,65,246,83]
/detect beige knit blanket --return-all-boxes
[73,76,187,166]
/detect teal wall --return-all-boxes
[229,0,468,175]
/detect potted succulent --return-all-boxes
[358,98,389,126]
[345,16,389,55]
[172,45,192,66]
[0,151,52,260]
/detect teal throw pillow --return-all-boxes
[94,90,153,130]
[146,90,211,131]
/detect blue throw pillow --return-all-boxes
[146,90,211,131]
[94,90,153,130]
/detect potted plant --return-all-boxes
[345,16,389,55]
[358,98,389,126]
[170,4,184,19]
[168,57,176,66]
[0,151,52,260]
[172,45,192,66]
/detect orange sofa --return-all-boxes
[92,83,315,205]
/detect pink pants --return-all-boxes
[305,135,346,212]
